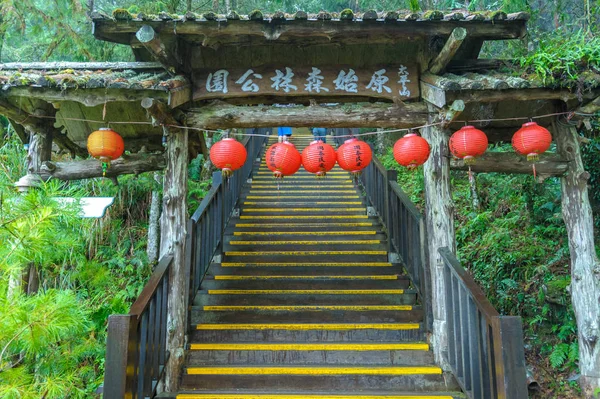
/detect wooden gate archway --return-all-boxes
[2,8,600,396]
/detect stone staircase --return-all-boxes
[168,132,463,399]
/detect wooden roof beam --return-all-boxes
[39,153,166,181]
[135,25,183,74]
[450,152,568,177]
[0,101,87,157]
[186,101,429,129]
[93,19,528,46]
[429,28,468,75]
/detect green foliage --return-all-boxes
[519,30,600,88]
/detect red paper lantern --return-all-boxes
[449,125,488,164]
[393,133,430,169]
[210,138,248,177]
[512,122,552,161]
[337,138,372,174]
[265,142,302,178]
[87,127,125,176]
[302,140,337,177]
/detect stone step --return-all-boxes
[194,292,418,306]
[180,368,458,392]
[207,263,405,276]
[163,392,466,399]
[191,307,424,324]
[222,251,389,263]
[190,323,425,343]
[185,343,433,365]
[224,241,389,252]
[200,279,409,291]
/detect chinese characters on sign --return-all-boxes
[197,65,418,100]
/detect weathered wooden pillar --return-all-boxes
[554,122,600,396]
[159,125,188,392]
[27,128,53,174]
[421,115,455,371]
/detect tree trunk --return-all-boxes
[421,110,455,371]
[147,172,162,264]
[225,0,231,14]
[212,0,219,12]
[554,122,600,396]
[160,126,188,392]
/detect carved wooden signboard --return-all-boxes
[193,65,419,101]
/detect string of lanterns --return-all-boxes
[85,121,553,179]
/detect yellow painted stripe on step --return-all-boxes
[248,191,358,194]
[243,208,365,212]
[235,223,374,227]
[207,289,404,295]
[189,343,428,351]
[214,275,399,280]
[229,240,381,245]
[246,196,360,199]
[177,396,452,399]
[203,305,413,311]
[243,202,364,205]
[221,262,393,267]
[239,215,369,219]
[186,366,441,375]
[225,250,387,256]
[251,186,354,189]
[196,323,419,330]
[233,231,377,235]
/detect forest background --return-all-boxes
[0,0,599,398]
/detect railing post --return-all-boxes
[104,314,136,399]
[384,169,397,253]
[420,217,433,333]
[495,316,528,399]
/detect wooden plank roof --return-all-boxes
[92,10,529,47]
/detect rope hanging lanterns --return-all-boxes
[87,128,125,176]
[210,138,248,177]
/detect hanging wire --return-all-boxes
[12,110,594,141]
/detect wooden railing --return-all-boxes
[440,248,528,399]
[358,154,433,332]
[339,129,528,398]
[103,129,268,399]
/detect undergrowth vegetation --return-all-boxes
[381,143,583,397]
[0,128,211,398]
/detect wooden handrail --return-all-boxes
[129,255,173,317]
[103,129,268,399]
[358,152,527,399]
[389,181,421,220]
[439,248,500,319]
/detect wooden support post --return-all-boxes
[147,96,190,393]
[421,106,455,371]
[159,125,188,392]
[136,25,180,73]
[26,129,53,174]
[554,122,600,396]
[429,28,468,75]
